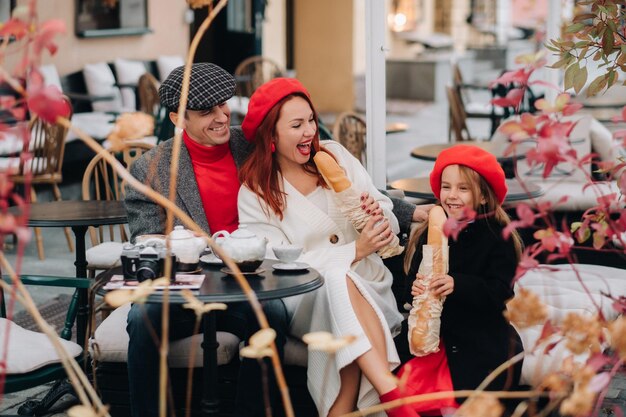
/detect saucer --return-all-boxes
[272,262,309,271]
[200,253,224,265]
[220,267,265,276]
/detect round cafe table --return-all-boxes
[97,260,323,417]
[410,140,534,178]
[9,200,127,343]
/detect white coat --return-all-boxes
[238,142,403,417]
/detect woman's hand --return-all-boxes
[354,215,394,262]
[430,274,454,297]
[360,192,383,217]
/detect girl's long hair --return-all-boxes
[239,93,330,220]
[403,165,523,273]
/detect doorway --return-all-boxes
[191,0,265,73]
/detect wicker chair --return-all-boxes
[8,98,74,260]
[234,55,285,98]
[446,86,474,142]
[332,112,367,165]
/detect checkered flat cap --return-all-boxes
[159,63,236,111]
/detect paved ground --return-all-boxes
[2,61,625,416]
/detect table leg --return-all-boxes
[201,312,220,417]
[70,225,89,346]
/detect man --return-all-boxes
[124,63,287,417]
[124,62,427,416]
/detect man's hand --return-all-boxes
[412,204,434,223]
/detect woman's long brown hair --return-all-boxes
[239,93,331,220]
[403,165,523,273]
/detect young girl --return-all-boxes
[399,145,524,414]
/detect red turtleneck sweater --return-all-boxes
[183,131,239,233]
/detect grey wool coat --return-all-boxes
[124,127,253,241]
[124,126,416,241]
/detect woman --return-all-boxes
[237,78,415,417]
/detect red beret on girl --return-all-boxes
[242,77,311,142]
[429,144,508,204]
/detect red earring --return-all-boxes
[271,142,276,153]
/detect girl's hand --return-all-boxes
[354,215,394,262]
[430,273,454,297]
[360,192,383,217]
[410,273,427,296]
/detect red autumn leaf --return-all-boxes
[612,297,626,315]
[33,19,66,56]
[443,217,464,241]
[586,353,611,372]
[588,372,611,393]
[0,18,28,40]
[490,68,530,87]
[26,85,71,124]
[561,102,583,116]
[543,340,561,355]
[596,193,617,209]
[534,320,558,350]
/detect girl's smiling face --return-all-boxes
[439,164,485,219]
[274,96,317,169]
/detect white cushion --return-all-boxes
[83,62,124,113]
[67,112,116,143]
[86,241,124,269]
[102,136,157,150]
[589,118,617,163]
[0,157,48,175]
[156,55,185,82]
[0,318,82,374]
[114,59,148,110]
[39,64,62,90]
[90,303,240,367]
[529,178,619,211]
[515,264,626,386]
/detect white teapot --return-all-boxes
[212,225,267,272]
[168,225,207,271]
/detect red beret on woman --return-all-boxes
[242,77,311,142]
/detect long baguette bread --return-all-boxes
[313,150,403,259]
[408,205,448,356]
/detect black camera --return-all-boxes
[121,242,176,282]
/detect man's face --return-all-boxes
[172,102,231,146]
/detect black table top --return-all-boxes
[97,259,323,304]
[9,200,127,228]
[388,177,544,202]
[411,140,531,163]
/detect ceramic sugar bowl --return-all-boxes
[212,225,267,272]
[168,225,207,271]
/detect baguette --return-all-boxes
[408,206,448,355]
[313,151,351,192]
[313,149,403,259]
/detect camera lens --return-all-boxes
[136,260,160,282]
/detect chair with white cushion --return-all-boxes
[514,264,626,386]
[83,144,154,280]
[0,273,89,415]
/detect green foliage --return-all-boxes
[548,0,626,96]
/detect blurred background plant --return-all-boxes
[547,0,626,96]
